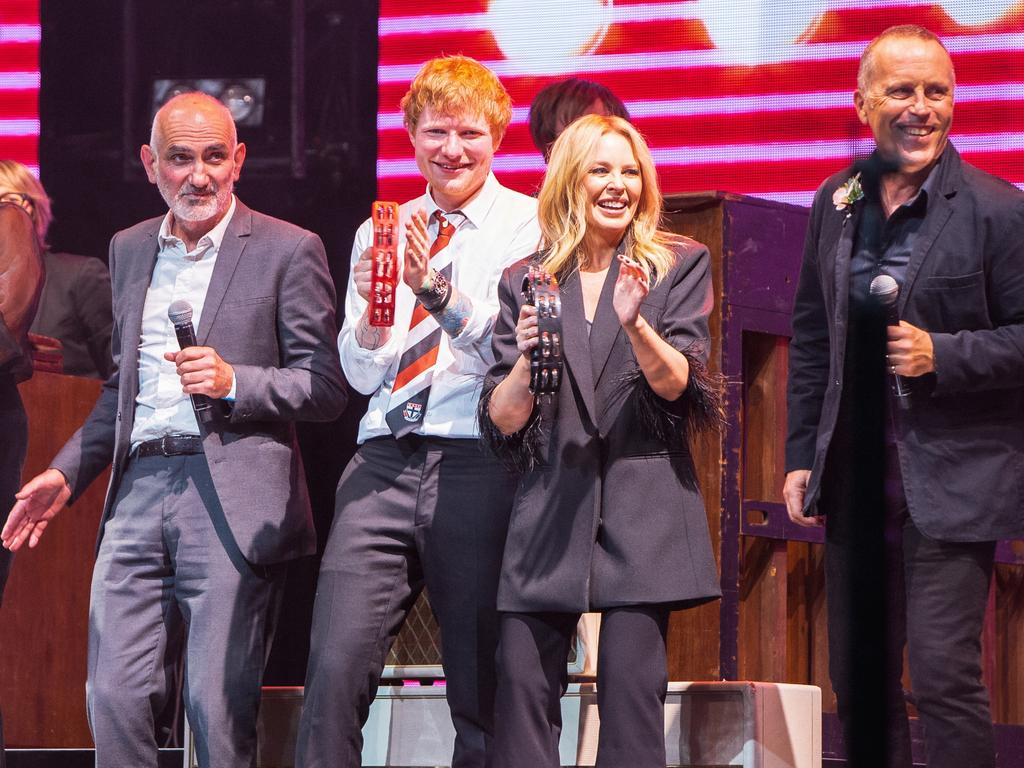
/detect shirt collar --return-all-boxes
[916,148,947,202]
[422,172,500,230]
[158,194,237,256]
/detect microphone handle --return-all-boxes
[883,306,912,408]
[172,322,216,424]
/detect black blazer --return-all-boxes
[786,145,1024,542]
[30,251,114,379]
[482,241,721,613]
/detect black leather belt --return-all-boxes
[135,434,204,458]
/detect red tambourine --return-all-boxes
[369,201,399,327]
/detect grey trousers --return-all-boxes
[88,452,284,768]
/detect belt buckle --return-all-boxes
[159,435,175,457]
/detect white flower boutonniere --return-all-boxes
[832,172,864,216]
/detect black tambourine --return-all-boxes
[521,265,563,398]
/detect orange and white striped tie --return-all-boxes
[385,212,456,437]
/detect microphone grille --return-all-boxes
[167,299,194,325]
[869,274,899,306]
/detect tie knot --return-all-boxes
[434,211,457,236]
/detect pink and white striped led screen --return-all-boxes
[377,1,1024,206]
[0,0,39,176]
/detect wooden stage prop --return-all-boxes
[0,371,105,747]
[2,194,1023,766]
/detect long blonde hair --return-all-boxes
[538,114,678,283]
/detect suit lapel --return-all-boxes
[589,254,623,386]
[899,152,959,315]
[559,270,597,425]
[120,222,161,416]
[832,205,860,347]
[197,202,251,344]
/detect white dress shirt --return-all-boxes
[339,173,539,442]
[130,196,237,447]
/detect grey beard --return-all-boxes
[169,187,230,223]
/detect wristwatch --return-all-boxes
[414,268,452,311]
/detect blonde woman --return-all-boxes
[481,115,720,767]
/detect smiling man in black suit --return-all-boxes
[784,24,1024,768]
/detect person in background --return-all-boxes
[0,193,44,767]
[295,55,539,768]
[784,25,1024,768]
[527,76,631,675]
[0,160,113,379]
[482,114,721,768]
[2,93,346,767]
[528,78,630,162]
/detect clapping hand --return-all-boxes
[612,253,650,329]
[403,209,431,292]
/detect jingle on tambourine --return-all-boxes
[521,265,564,397]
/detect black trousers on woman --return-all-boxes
[493,605,671,768]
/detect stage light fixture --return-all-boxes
[220,83,258,123]
[937,0,1018,27]
[696,0,826,64]
[151,78,266,127]
[487,0,612,70]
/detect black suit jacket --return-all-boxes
[51,200,347,564]
[786,145,1024,542]
[30,251,114,379]
[483,243,721,613]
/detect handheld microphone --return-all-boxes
[167,300,215,424]
[869,274,911,408]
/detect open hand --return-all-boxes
[403,209,431,292]
[612,253,650,329]
[2,469,71,550]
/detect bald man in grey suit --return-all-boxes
[2,93,346,767]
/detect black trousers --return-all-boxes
[296,436,516,768]
[826,445,996,768]
[492,606,670,768]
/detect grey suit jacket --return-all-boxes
[483,243,721,613]
[786,145,1024,542]
[51,200,347,565]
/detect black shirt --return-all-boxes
[849,154,938,307]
